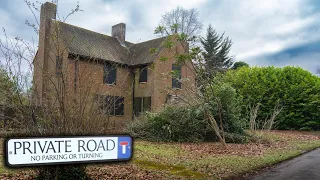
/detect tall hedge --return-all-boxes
[223,66,320,130]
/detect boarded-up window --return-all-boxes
[139,66,148,83]
[104,63,117,85]
[172,64,181,89]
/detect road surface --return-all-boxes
[251,148,320,180]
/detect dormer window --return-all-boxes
[104,63,117,85]
[139,66,148,83]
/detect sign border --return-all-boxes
[5,135,133,168]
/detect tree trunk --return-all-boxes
[205,109,227,148]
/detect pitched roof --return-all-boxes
[127,37,166,65]
[55,20,165,66]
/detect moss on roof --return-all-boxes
[54,20,166,66]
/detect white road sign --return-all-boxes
[6,135,132,167]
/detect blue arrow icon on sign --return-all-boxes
[117,136,132,160]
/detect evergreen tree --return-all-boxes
[232,61,249,70]
[200,25,234,75]
[0,68,20,105]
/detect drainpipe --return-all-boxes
[130,68,135,121]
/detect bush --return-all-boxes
[126,106,209,142]
[126,79,247,143]
[224,132,250,144]
[224,66,320,130]
[206,76,245,135]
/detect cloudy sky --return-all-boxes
[1,0,319,74]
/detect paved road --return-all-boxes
[251,148,320,180]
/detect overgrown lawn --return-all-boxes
[0,130,319,179]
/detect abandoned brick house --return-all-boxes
[33,2,196,128]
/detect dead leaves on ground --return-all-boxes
[0,130,319,179]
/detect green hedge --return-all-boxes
[223,66,320,130]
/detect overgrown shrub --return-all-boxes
[126,106,209,142]
[206,77,245,135]
[224,132,250,144]
[126,79,247,143]
[224,66,320,130]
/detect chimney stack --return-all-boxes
[35,2,57,105]
[112,23,126,46]
[39,2,57,51]
[40,2,57,23]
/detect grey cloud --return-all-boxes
[246,51,320,74]
[1,0,320,72]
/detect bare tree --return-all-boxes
[316,66,320,75]
[248,100,283,133]
[265,100,283,131]
[159,6,202,41]
[249,103,261,132]
[154,24,228,148]
[0,0,138,178]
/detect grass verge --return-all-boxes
[131,131,320,179]
[0,131,319,179]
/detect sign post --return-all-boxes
[5,135,132,167]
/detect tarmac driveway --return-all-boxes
[251,148,320,180]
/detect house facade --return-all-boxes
[33,2,196,129]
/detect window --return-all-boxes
[134,97,151,116]
[56,56,63,75]
[139,66,148,83]
[105,96,115,115]
[114,96,124,116]
[104,63,117,85]
[142,97,151,111]
[97,95,124,116]
[172,64,181,89]
[133,97,142,116]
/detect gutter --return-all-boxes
[68,53,156,68]
[130,68,135,121]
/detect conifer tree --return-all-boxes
[200,25,234,75]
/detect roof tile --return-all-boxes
[55,20,165,65]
